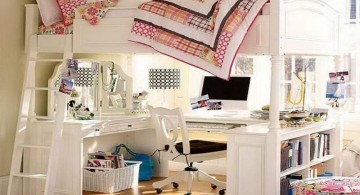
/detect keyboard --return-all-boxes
[186,122,236,131]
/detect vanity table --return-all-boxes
[22,60,158,195]
[24,115,156,195]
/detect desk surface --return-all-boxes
[184,109,267,125]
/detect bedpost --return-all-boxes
[269,55,283,130]
[264,55,284,195]
[269,0,284,131]
[25,4,40,53]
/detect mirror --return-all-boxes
[48,60,133,117]
[99,61,133,114]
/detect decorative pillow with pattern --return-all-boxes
[57,0,87,26]
[38,21,73,35]
[77,0,119,25]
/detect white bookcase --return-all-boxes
[224,122,341,195]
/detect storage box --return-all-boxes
[83,161,141,193]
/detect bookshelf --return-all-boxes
[224,122,342,195]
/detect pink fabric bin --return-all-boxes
[293,177,360,194]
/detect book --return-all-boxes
[324,133,330,155]
[280,142,292,171]
[280,177,290,195]
[318,134,325,158]
[88,159,112,168]
[298,141,303,165]
[88,152,124,169]
[310,133,319,161]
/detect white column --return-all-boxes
[265,131,281,195]
[269,55,284,130]
[334,55,343,72]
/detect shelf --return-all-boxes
[280,122,335,141]
[280,155,335,178]
[309,155,335,166]
[280,164,308,177]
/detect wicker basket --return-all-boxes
[83,161,141,193]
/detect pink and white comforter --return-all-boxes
[129,0,267,80]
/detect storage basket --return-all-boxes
[83,161,141,193]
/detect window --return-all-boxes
[347,0,360,24]
[234,56,254,75]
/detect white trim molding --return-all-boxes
[1,176,22,195]
[0,176,9,195]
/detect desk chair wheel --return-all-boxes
[219,189,226,195]
[172,182,179,188]
[156,188,163,194]
[211,184,217,189]
[184,193,191,195]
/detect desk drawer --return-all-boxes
[100,118,151,134]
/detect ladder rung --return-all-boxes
[13,173,47,180]
[29,58,64,62]
[21,115,55,120]
[18,144,51,150]
[25,87,58,91]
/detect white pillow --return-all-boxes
[36,0,63,26]
[163,0,218,17]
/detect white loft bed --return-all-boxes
[23,0,343,194]
[25,0,340,55]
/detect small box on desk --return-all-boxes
[83,161,141,193]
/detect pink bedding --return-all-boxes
[38,0,118,34]
[129,0,268,80]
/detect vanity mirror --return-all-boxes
[99,61,133,114]
[48,60,133,117]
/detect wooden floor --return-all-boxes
[83,174,226,195]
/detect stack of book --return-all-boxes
[310,133,330,161]
[87,152,125,172]
[281,139,303,171]
[280,177,290,195]
[308,163,333,178]
[250,110,288,120]
[286,173,302,194]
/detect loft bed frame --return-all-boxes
[25,0,340,55]
[23,0,342,194]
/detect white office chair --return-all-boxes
[148,106,226,195]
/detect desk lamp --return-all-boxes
[149,68,181,107]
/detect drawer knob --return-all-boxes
[128,124,132,128]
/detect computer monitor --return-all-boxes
[200,76,251,110]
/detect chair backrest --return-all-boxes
[148,106,190,155]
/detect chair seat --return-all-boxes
[175,140,227,154]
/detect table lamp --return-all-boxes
[149,68,181,107]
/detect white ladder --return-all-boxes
[7,34,73,195]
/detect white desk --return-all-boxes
[184,109,267,126]
[24,111,266,195]
[24,115,156,195]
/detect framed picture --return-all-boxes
[190,95,209,110]
[59,79,73,95]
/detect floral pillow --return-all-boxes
[38,21,73,35]
[77,0,119,25]
[57,0,87,26]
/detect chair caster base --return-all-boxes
[219,189,226,195]
[211,183,217,189]
[172,182,179,188]
[156,188,163,194]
